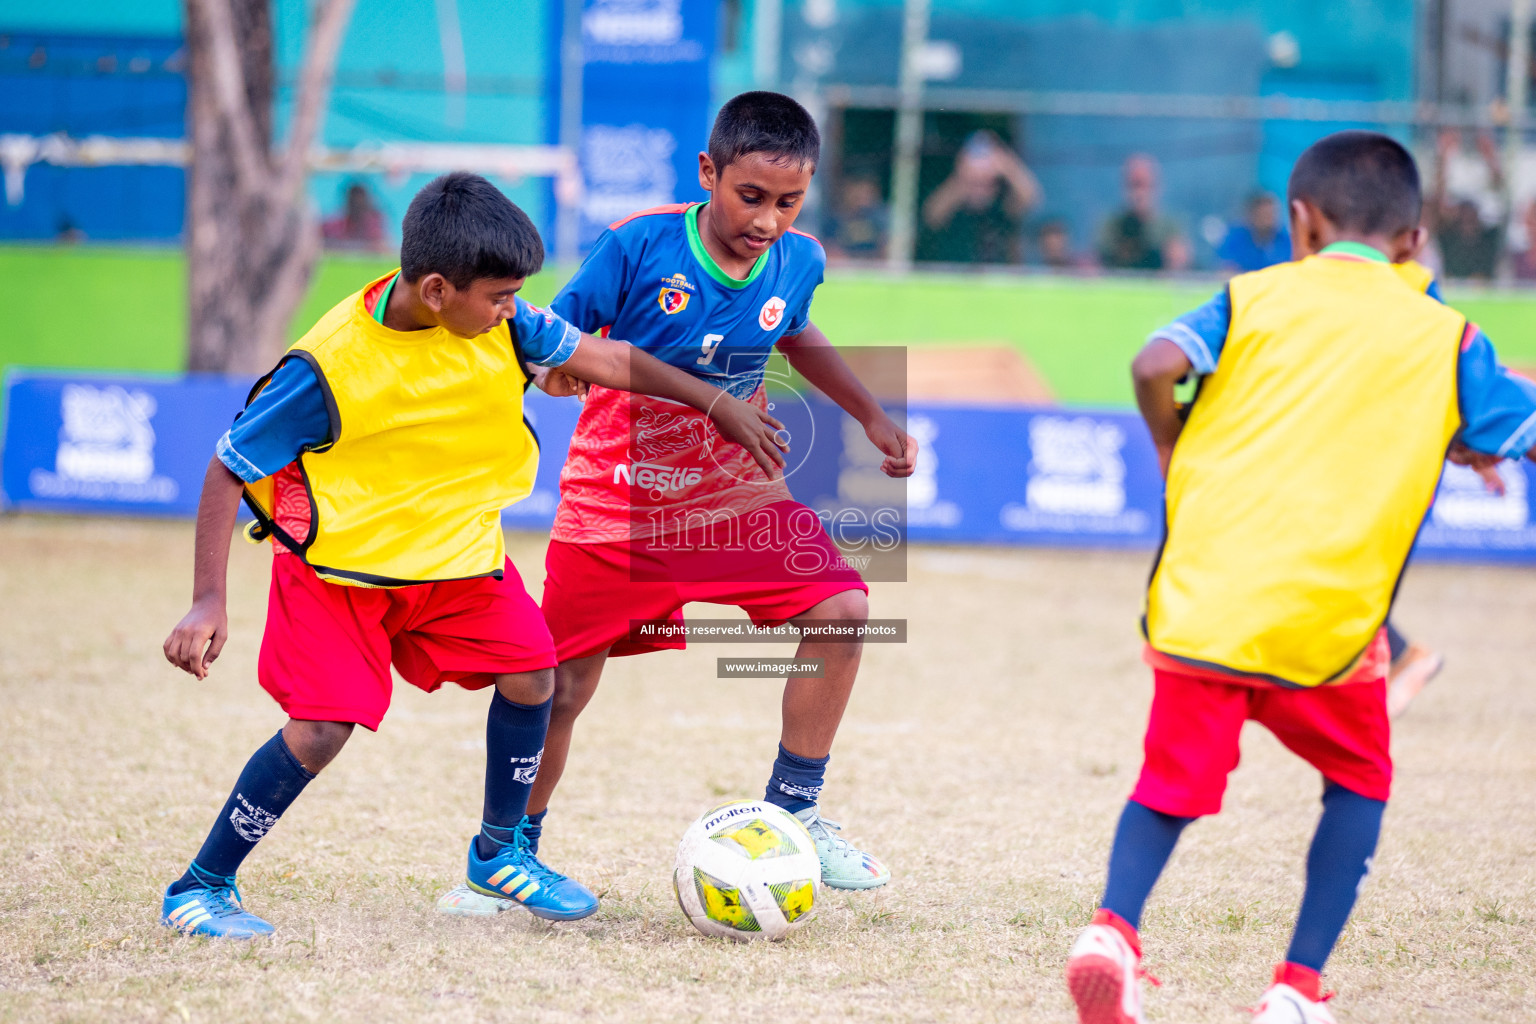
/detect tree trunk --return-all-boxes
[184,0,352,374]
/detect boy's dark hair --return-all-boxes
[708,91,821,172]
[399,172,543,286]
[1287,130,1421,237]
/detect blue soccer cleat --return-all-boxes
[464,822,599,922]
[161,880,274,939]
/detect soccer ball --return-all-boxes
[673,800,822,940]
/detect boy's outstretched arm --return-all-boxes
[558,333,790,477]
[1132,338,1194,478]
[775,321,918,478]
[164,457,244,679]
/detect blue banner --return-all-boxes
[899,404,1168,549]
[1,370,252,517]
[5,372,1535,567]
[551,0,718,248]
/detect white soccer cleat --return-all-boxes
[436,882,517,917]
[1065,911,1149,1024]
[1251,980,1337,1024]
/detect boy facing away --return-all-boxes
[159,173,787,937]
[501,92,917,901]
[1065,131,1536,1023]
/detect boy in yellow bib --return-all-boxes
[1065,133,1536,1023]
[158,173,788,938]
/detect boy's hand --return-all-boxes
[865,416,918,477]
[164,597,229,679]
[1448,441,1507,495]
[529,364,590,400]
[708,394,789,478]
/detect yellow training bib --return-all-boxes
[1145,254,1463,686]
[243,273,539,587]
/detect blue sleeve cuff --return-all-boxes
[1150,321,1218,375]
[1499,406,1536,459]
[216,432,267,484]
[531,319,581,368]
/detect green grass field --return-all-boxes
[8,244,1536,408]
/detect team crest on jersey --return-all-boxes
[658,272,696,315]
[759,296,787,331]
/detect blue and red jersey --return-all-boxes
[548,203,827,542]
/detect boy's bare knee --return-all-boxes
[813,588,868,624]
[282,719,354,774]
[495,668,555,706]
[549,653,607,720]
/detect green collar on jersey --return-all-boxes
[371,271,400,324]
[685,202,769,290]
[1319,240,1389,263]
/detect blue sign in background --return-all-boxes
[898,404,1168,549]
[5,370,1536,566]
[2,371,252,517]
[548,0,717,249]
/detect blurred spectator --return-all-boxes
[1035,218,1092,272]
[824,177,889,260]
[322,181,387,252]
[1216,192,1290,271]
[921,131,1041,264]
[1098,154,1190,272]
[1513,200,1536,282]
[55,216,86,244]
[1429,130,1503,280]
[1438,200,1501,279]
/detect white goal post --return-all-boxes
[0,133,581,254]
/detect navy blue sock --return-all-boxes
[522,808,549,855]
[169,730,315,895]
[1385,620,1409,663]
[1101,800,1195,929]
[1285,782,1385,972]
[763,744,829,813]
[476,692,552,860]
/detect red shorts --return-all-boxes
[542,500,868,661]
[1130,667,1392,818]
[258,555,556,730]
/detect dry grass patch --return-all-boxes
[1,518,1533,1022]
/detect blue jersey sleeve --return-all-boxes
[215,358,332,483]
[1425,277,1444,303]
[512,296,581,367]
[550,227,631,334]
[1457,327,1536,458]
[1148,287,1231,376]
[783,236,826,337]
